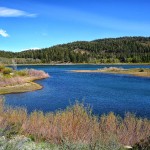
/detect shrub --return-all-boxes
[0,76,25,87]
[27,69,49,78]
[0,135,59,150]
[139,68,144,72]
[0,64,5,72]
[2,67,13,75]
[17,70,28,76]
[0,98,149,149]
[0,68,49,87]
[99,67,124,72]
[132,136,150,150]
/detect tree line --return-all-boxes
[0,36,150,64]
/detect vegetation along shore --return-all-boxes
[72,67,150,78]
[0,64,49,95]
[0,98,149,149]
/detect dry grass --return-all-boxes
[0,82,42,95]
[0,97,149,148]
[98,67,124,72]
[0,76,25,87]
[0,69,49,88]
[27,69,49,79]
[72,67,150,78]
[103,68,150,78]
[0,67,49,94]
[71,67,124,73]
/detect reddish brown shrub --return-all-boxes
[0,98,149,147]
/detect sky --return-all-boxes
[0,0,150,52]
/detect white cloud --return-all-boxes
[0,7,37,17]
[0,29,9,37]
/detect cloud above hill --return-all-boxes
[0,29,9,37]
[0,7,36,17]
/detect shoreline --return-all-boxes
[7,63,150,66]
[0,69,49,95]
[0,76,47,95]
[0,82,43,95]
[71,68,150,78]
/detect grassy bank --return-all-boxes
[0,82,42,95]
[0,64,49,94]
[72,67,150,78]
[0,98,149,149]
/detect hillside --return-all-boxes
[0,36,150,64]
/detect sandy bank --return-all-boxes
[71,68,150,78]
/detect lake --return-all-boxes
[4,64,150,118]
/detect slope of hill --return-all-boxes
[0,36,150,64]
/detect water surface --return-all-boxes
[4,65,150,118]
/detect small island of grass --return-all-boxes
[72,67,150,78]
[0,64,49,95]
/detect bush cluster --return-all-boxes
[0,67,49,87]
[0,98,149,149]
[0,65,13,75]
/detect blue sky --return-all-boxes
[0,0,150,52]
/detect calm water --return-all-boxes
[4,65,150,118]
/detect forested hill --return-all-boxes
[0,37,150,64]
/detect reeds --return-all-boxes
[0,69,49,87]
[0,98,149,147]
[27,69,49,79]
[98,67,124,72]
[0,76,25,87]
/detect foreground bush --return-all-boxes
[0,136,58,150]
[0,97,149,149]
[132,136,150,150]
[0,135,122,150]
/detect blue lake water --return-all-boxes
[4,65,150,118]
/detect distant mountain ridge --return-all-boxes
[0,36,150,64]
